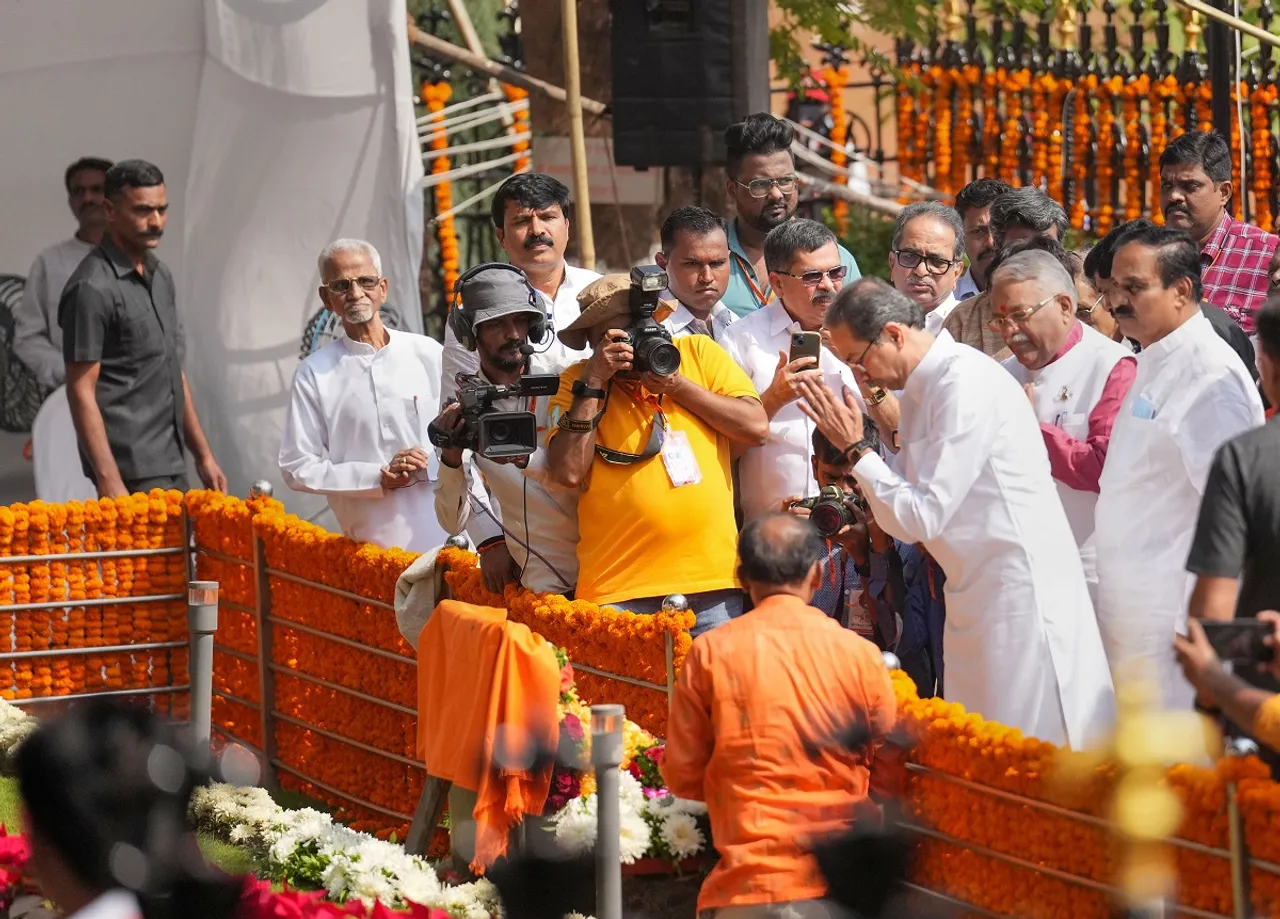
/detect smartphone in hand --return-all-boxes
[1201,620,1277,664]
[790,330,822,365]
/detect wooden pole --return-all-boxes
[561,0,596,270]
[407,24,609,116]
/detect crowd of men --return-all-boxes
[18,115,1280,918]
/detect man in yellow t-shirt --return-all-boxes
[545,273,768,635]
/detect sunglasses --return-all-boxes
[780,265,848,287]
[735,175,798,198]
[324,276,382,294]
[893,249,957,276]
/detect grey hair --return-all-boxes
[989,187,1068,245]
[988,249,1078,307]
[317,238,383,277]
[825,276,926,340]
[890,200,965,261]
[763,218,837,274]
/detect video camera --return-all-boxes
[791,485,867,538]
[427,373,560,460]
[621,265,681,377]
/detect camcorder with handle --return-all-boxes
[791,485,868,538]
[620,264,681,377]
[427,373,560,459]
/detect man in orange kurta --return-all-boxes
[663,514,898,918]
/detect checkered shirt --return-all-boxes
[1200,213,1278,334]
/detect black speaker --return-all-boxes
[609,0,768,169]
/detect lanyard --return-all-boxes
[593,382,666,465]
[731,250,774,307]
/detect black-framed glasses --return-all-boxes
[893,249,957,276]
[986,294,1057,332]
[854,335,881,368]
[781,264,848,287]
[324,275,382,294]
[735,175,798,198]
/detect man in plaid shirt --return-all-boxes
[1161,130,1278,335]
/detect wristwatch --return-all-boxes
[843,436,877,464]
[865,385,889,406]
[572,379,607,400]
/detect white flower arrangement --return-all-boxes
[190,783,501,918]
[547,772,709,866]
[0,697,38,772]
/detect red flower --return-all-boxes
[559,663,575,694]
[562,713,584,744]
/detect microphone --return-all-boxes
[519,342,536,355]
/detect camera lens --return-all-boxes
[638,338,682,377]
[809,503,846,538]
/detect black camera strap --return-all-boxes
[593,383,666,465]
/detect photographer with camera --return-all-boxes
[784,423,944,696]
[545,270,768,635]
[430,264,579,595]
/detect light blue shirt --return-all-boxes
[723,219,862,318]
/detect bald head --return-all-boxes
[737,513,824,604]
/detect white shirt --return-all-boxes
[659,294,738,342]
[433,355,580,594]
[279,329,451,553]
[853,332,1115,749]
[923,290,959,337]
[440,262,599,398]
[954,268,980,301]
[16,236,95,389]
[1095,310,1264,712]
[32,385,95,503]
[720,298,861,524]
[67,890,141,919]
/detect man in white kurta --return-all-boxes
[720,219,861,524]
[991,250,1137,604]
[280,239,449,553]
[1095,226,1264,711]
[799,276,1115,749]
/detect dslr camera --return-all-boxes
[427,373,560,459]
[620,265,681,377]
[791,485,867,538]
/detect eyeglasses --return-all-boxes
[1076,291,1106,319]
[986,294,1057,332]
[893,249,958,276]
[780,265,848,287]
[324,276,382,295]
[854,336,880,368]
[735,175,798,198]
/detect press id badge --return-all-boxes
[661,429,702,487]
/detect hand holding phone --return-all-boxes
[790,331,822,365]
[1201,620,1277,664]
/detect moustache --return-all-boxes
[143,228,164,238]
[1007,332,1031,346]
[1112,305,1136,318]
[524,234,554,249]
[1165,204,1188,215]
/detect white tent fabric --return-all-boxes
[1,0,424,524]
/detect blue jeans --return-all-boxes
[606,588,743,637]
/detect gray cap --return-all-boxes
[458,264,543,327]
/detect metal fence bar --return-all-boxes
[0,640,186,662]
[196,546,252,568]
[271,710,423,769]
[664,632,675,703]
[905,762,1280,870]
[265,615,414,665]
[267,662,416,716]
[253,533,279,789]
[0,546,185,565]
[0,593,185,614]
[898,820,1233,919]
[270,759,415,822]
[265,567,395,611]
[212,643,259,665]
[572,661,667,693]
[219,600,257,616]
[213,688,259,710]
[10,684,190,706]
[212,723,263,754]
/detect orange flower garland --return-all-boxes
[896,63,922,196]
[1148,75,1180,225]
[1121,74,1149,222]
[980,67,1003,176]
[951,65,980,194]
[928,65,955,195]
[1251,84,1276,233]
[1093,76,1123,235]
[1069,76,1094,231]
[422,82,460,306]
[822,64,851,235]
[999,68,1031,188]
[503,84,532,174]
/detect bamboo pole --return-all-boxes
[561,0,596,269]
[443,0,514,129]
[1171,0,1280,49]
[407,23,609,116]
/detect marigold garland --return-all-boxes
[951,65,979,194]
[980,67,1003,176]
[423,82,460,306]
[1093,76,1123,235]
[502,84,532,174]
[1148,75,1180,226]
[1069,76,1093,231]
[1251,84,1277,233]
[1000,68,1031,188]
[822,64,851,235]
[895,63,923,197]
[928,65,955,195]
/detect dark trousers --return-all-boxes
[123,473,189,495]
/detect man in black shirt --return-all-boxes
[60,159,225,497]
[1187,294,1280,681]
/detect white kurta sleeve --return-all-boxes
[851,375,996,543]
[1173,377,1264,493]
[278,367,385,497]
